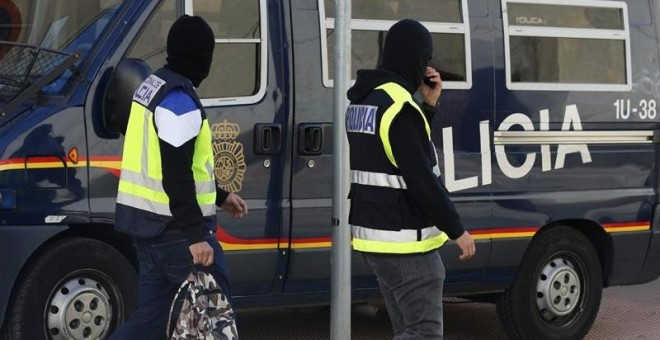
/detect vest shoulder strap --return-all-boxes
[375,82,431,168]
[141,68,202,113]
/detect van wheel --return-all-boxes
[4,237,137,339]
[496,226,602,340]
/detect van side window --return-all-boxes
[502,0,631,91]
[127,0,267,106]
[319,0,472,90]
[126,0,176,74]
[191,0,267,105]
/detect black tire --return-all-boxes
[496,226,602,340]
[4,237,137,340]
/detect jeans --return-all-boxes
[362,250,446,340]
[109,229,231,340]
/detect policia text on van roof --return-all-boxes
[1,1,659,339]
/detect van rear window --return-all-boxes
[510,37,626,85]
[319,0,472,90]
[502,0,631,91]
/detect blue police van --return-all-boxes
[1,0,659,339]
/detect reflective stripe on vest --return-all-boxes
[352,225,449,253]
[117,100,216,217]
[351,170,407,189]
[376,82,431,168]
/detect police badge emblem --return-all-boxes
[212,120,246,193]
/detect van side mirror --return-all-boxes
[103,58,151,135]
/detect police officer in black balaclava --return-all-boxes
[345,19,475,339]
[111,15,247,339]
[164,15,214,87]
[377,19,433,93]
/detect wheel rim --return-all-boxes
[45,273,116,339]
[535,255,585,324]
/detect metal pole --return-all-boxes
[331,0,351,339]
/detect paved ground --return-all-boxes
[236,278,660,339]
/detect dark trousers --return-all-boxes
[109,229,231,340]
[362,250,446,340]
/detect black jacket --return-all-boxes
[155,68,229,245]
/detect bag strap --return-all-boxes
[166,280,192,338]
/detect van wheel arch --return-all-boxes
[63,223,138,270]
[496,224,606,340]
[3,234,138,339]
[542,220,613,286]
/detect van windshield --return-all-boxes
[1,0,123,54]
[0,0,124,107]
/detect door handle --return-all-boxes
[298,124,324,155]
[254,123,282,155]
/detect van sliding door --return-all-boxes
[286,0,343,294]
[286,0,492,295]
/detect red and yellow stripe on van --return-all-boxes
[0,156,653,251]
[216,221,652,251]
[0,155,122,176]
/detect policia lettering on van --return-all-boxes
[1,1,660,340]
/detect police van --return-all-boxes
[1,0,659,339]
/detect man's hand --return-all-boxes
[455,231,475,261]
[220,192,248,218]
[419,66,442,107]
[189,241,214,266]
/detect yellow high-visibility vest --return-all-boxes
[117,94,216,219]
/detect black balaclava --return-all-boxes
[165,15,215,87]
[378,19,433,93]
